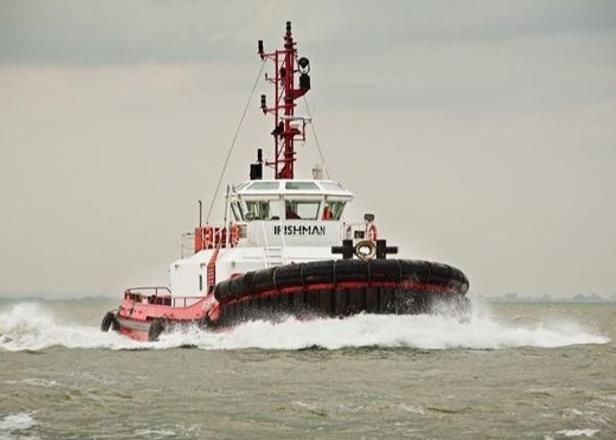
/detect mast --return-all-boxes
[258,21,311,180]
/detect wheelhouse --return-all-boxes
[229,179,353,223]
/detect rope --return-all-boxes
[205,59,267,223]
[303,96,331,179]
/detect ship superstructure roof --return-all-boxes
[233,179,354,198]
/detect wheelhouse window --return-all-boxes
[247,181,280,191]
[323,201,346,220]
[245,200,271,220]
[285,181,319,191]
[319,182,345,192]
[231,201,244,221]
[285,200,320,220]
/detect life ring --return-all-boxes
[367,223,378,242]
[354,240,377,261]
[230,224,241,247]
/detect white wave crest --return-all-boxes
[0,413,38,440]
[0,302,609,352]
[556,429,600,438]
[0,303,140,351]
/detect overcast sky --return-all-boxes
[1,0,615,298]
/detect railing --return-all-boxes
[278,217,287,250]
[171,296,208,308]
[125,286,171,296]
[124,287,172,306]
[123,287,206,308]
[260,221,270,268]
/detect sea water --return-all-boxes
[0,299,614,439]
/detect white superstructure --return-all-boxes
[169,179,372,298]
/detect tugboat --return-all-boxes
[101,22,469,341]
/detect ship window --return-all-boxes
[199,274,203,291]
[231,201,244,221]
[230,202,242,221]
[320,182,345,192]
[323,201,346,220]
[245,200,271,220]
[285,182,319,190]
[285,200,320,220]
[247,181,279,191]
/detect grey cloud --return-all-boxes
[2,1,615,66]
[0,0,615,298]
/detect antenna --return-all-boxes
[258,21,312,180]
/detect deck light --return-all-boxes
[298,57,310,74]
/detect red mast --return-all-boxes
[258,21,311,180]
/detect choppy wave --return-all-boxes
[0,302,609,352]
[0,413,38,440]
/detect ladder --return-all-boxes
[265,246,284,267]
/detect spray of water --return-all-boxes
[0,302,609,352]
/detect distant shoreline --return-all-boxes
[480,298,616,305]
[0,295,614,305]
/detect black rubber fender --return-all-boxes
[229,272,252,297]
[400,260,431,283]
[429,262,454,286]
[100,311,115,332]
[334,259,369,283]
[214,278,232,302]
[148,319,164,341]
[369,259,403,282]
[302,260,334,284]
[274,263,304,289]
[250,267,276,293]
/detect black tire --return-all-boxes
[100,311,115,332]
[111,316,120,331]
[274,264,303,289]
[335,260,369,283]
[302,260,334,284]
[148,319,164,341]
[401,260,431,283]
[369,259,402,282]
[214,279,232,302]
[250,267,276,293]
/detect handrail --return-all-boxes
[125,286,172,296]
[261,221,270,268]
[278,217,287,251]
[171,295,208,308]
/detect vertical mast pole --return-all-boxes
[259,21,311,180]
[281,21,295,180]
[274,50,280,179]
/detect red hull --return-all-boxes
[102,288,219,341]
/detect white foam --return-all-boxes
[0,413,38,440]
[0,303,141,351]
[4,378,59,388]
[556,429,600,438]
[0,302,609,351]
[133,429,176,438]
